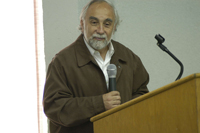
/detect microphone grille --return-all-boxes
[107,64,117,78]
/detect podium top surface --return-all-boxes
[90,73,200,122]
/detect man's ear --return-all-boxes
[80,20,84,33]
[113,25,117,34]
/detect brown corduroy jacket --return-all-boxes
[43,34,149,133]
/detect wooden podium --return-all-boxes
[90,73,200,133]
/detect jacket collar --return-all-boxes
[75,34,97,67]
[75,34,127,67]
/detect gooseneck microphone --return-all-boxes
[155,34,184,81]
[107,64,117,91]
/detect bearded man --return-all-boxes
[43,0,149,132]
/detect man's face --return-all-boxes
[81,2,116,50]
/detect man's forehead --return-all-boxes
[86,2,115,20]
[89,16,113,22]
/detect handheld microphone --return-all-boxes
[155,34,184,81]
[107,64,117,91]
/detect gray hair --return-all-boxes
[79,0,120,32]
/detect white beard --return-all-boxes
[88,33,111,50]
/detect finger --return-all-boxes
[115,95,121,100]
[112,100,121,105]
[110,98,121,104]
[112,105,120,108]
[110,91,120,96]
[111,95,121,101]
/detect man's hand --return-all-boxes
[102,91,121,110]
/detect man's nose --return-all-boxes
[97,24,105,35]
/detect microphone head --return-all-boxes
[107,64,117,78]
[155,34,165,44]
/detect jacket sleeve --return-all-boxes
[132,55,149,99]
[43,59,105,127]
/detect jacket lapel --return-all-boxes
[110,41,127,82]
[74,34,99,68]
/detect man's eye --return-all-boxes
[104,23,111,27]
[91,21,98,25]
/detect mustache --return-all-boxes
[92,34,107,39]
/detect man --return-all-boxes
[43,0,149,132]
